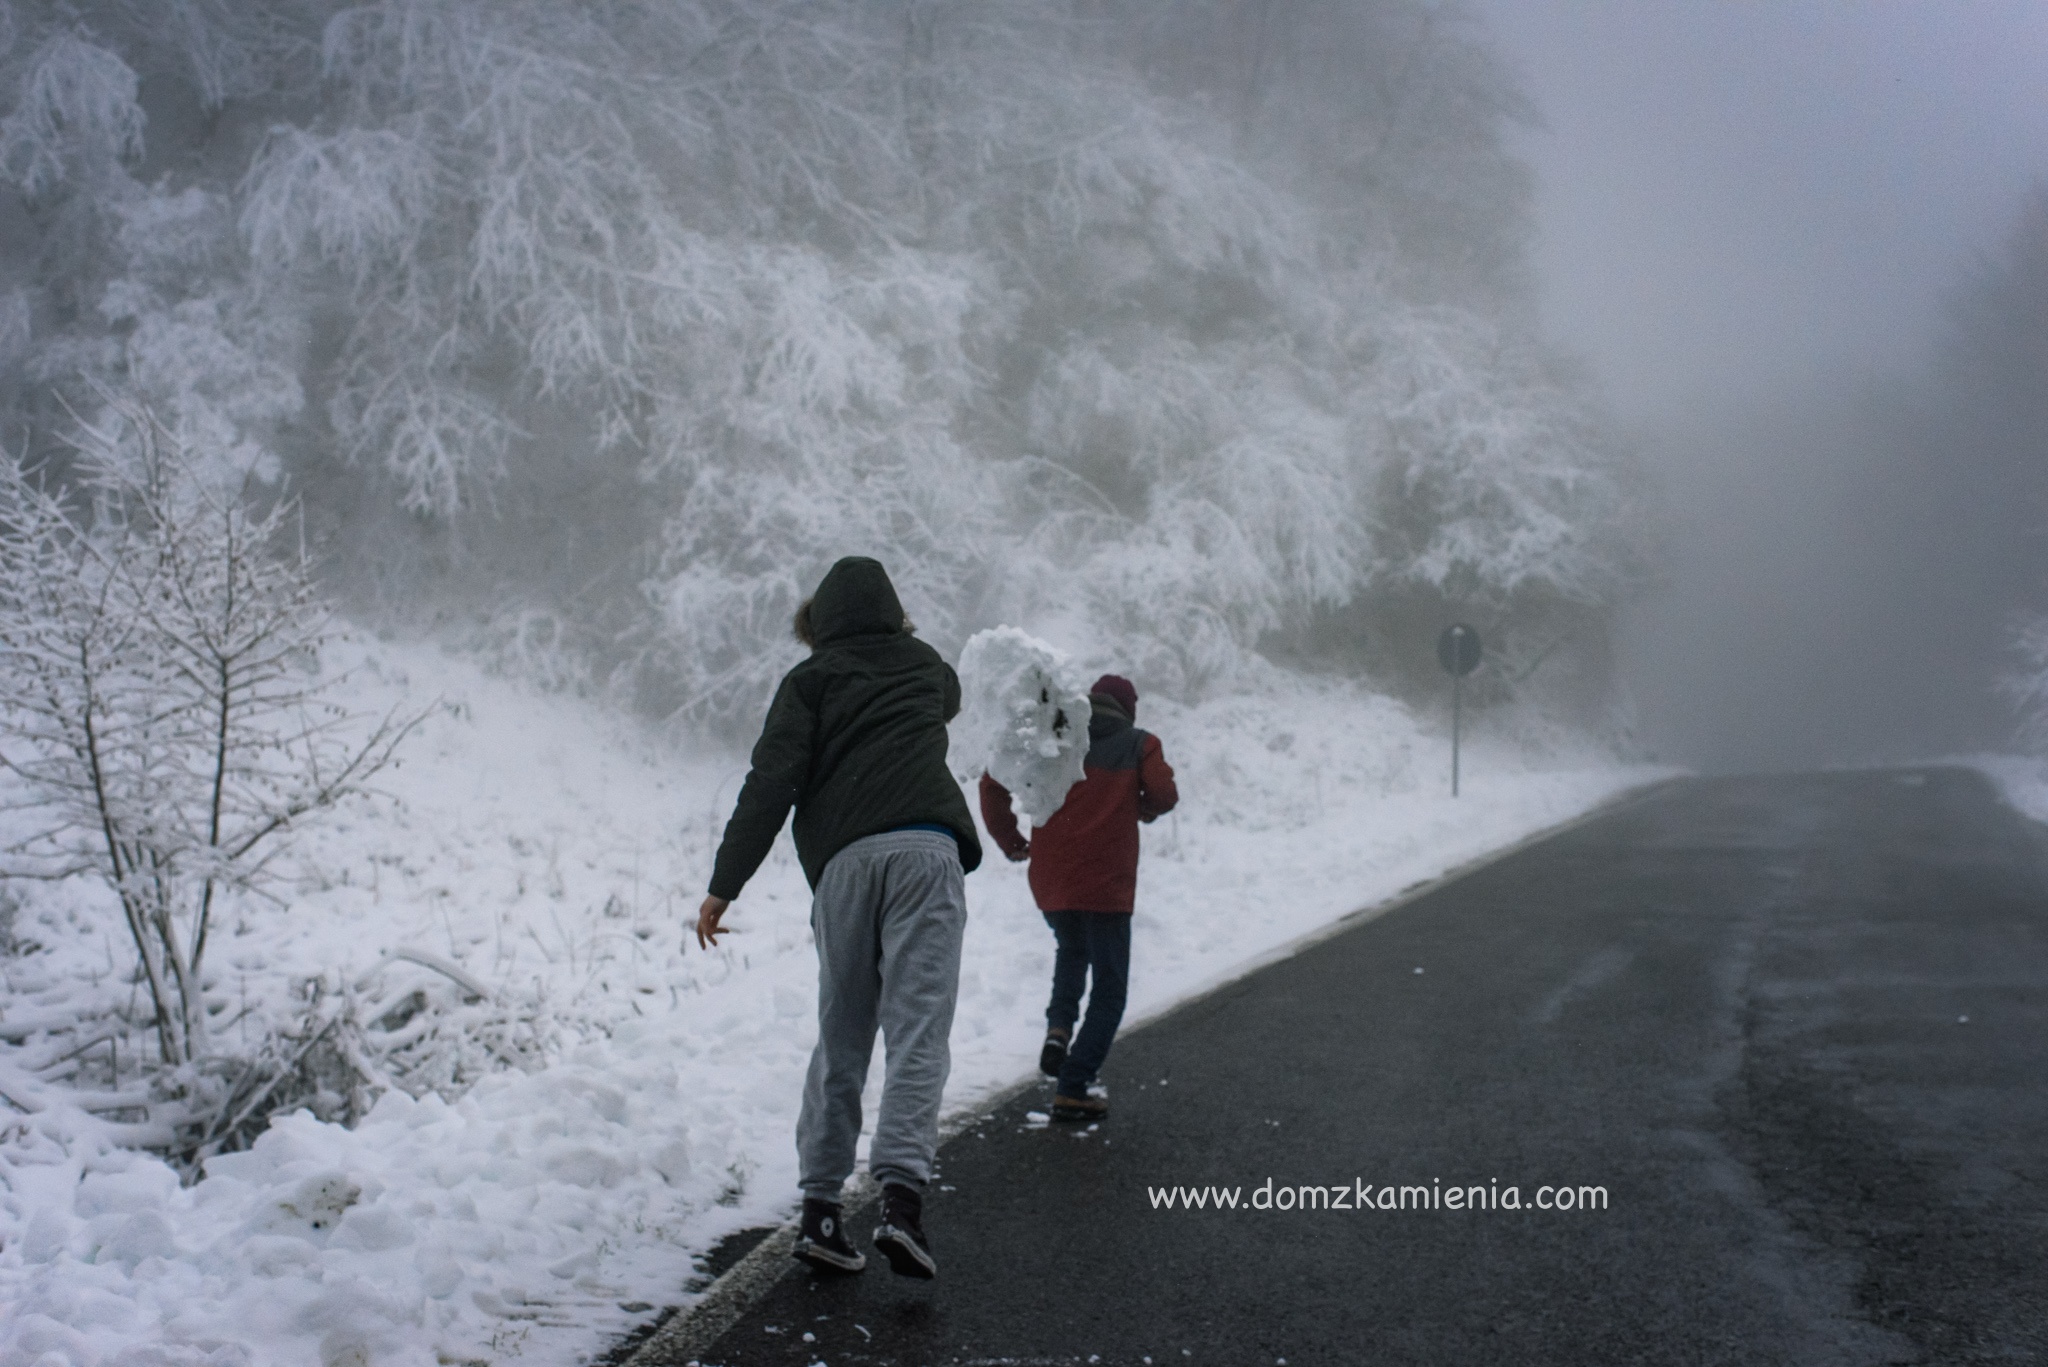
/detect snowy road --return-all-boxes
[627,768,2048,1366]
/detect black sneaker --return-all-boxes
[1039,1029,1070,1078]
[872,1183,937,1279]
[792,1197,866,1274]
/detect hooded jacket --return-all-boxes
[708,557,983,898]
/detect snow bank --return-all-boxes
[0,641,1661,1366]
[1967,754,2048,823]
[954,626,1093,825]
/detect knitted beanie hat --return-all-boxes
[1090,673,1138,718]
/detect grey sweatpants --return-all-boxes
[797,829,966,1200]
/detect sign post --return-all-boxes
[1435,623,1483,796]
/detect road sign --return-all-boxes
[1437,624,1482,677]
[1436,625,1482,795]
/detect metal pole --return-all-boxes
[1452,671,1462,797]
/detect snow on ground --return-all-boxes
[0,639,1664,1367]
[1965,754,2048,824]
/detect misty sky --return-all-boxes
[1477,0,2048,770]
[1480,0,2048,422]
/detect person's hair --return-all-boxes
[791,598,914,650]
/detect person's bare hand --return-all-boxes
[1006,842,1030,863]
[694,894,732,951]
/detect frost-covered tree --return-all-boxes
[0,0,1650,732]
[1088,0,1541,307]
[0,400,417,1066]
[1941,189,2048,743]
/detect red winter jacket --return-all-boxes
[979,706,1177,914]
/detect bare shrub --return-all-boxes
[0,395,422,1069]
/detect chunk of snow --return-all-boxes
[954,627,1092,825]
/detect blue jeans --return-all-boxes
[1043,910,1131,1098]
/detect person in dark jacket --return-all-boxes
[979,673,1176,1122]
[696,556,982,1280]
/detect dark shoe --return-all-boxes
[792,1197,865,1274]
[872,1183,937,1279]
[1050,1091,1108,1122]
[1038,1028,1071,1078]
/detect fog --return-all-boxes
[7,2,2048,768]
[1480,0,2048,770]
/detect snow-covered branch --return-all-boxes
[0,397,423,1067]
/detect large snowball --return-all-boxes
[954,626,1093,825]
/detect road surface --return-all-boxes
[626,769,2048,1366]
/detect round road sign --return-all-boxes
[1436,623,1482,678]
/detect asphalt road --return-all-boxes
[639,769,2048,1366]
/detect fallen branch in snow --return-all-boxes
[0,1060,55,1113]
[71,1088,155,1115]
[25,1030,123,1079]
[187,1010,343,1163]
[359,946,493,1002]
[0,1005,116,1041]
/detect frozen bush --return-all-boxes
[0,398,419,1066]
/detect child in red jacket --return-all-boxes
[979,674,1177,1120]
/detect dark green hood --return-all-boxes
[811,556,906,645]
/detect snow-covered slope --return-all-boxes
[1967,755,2048,825]
[0,641,1661,1366]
